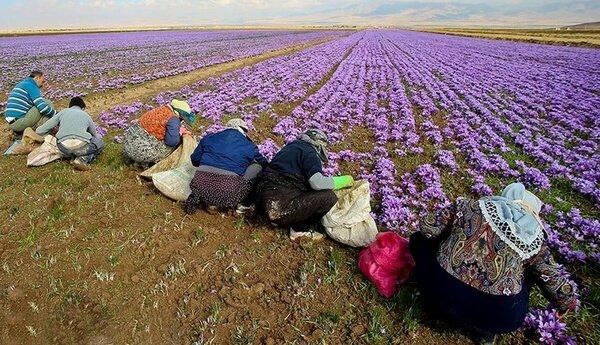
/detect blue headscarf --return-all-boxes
[488,183,543,245]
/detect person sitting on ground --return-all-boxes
[256,129,355,241]
[184,118,267,215]
[35,96,104,171]
[409,182,578,345]
[123,99,195,167]
[4,71,57,136]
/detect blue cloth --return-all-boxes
[164,117,182,147]
[488,182,543,245]
[4,78,56,119]
[268,140,323,182]
[191,128,267,176]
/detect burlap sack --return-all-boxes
[139,135,197,178]
[26,135,61,167]
[321,180,379,247]
[152,164,197,202]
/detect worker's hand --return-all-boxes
[179,126,192,136]
[333,175,354,190]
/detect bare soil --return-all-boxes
[0,151,477,344]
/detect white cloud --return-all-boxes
[0,1,597,30]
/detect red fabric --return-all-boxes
[358,232,415,298]
[139,105,175,140]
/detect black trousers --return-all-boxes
[260,184,337,231]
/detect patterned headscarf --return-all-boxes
[479,182,545,259]
[299,128,329,164]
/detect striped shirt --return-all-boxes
[4,77,56,120]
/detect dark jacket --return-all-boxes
[191,128,267,176]
[268,140,323,184]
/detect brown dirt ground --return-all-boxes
[0,150,480,345]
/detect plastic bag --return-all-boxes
[140,135,196,178]
[27,135,61,167]
[321,180,378,247]
[358,232,415,298]
[152,164,197,202]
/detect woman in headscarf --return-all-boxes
[257,129,355,241]
[184,118,268,214]
[410,183,578,344]
[123,99,195,167]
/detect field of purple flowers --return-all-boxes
[95,29,599,344]
[0,29,345,106]
[0,27,596,343]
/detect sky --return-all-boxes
[0,0,598,31]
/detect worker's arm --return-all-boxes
[528,245,579,313]
[190,136,205,167]
[35,110,62,135]
[87,117,102,140]
[27,83,56,118]
[164,117,182,147]
[252,145,269,167]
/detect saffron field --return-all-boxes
[1,29,598,344]
[0,30,345,106]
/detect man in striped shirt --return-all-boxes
[3,71,56,134]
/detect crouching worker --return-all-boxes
[4,71,56,135]
[35,97,104,171]
[184,119,267,214]
[123,99,195,167]
[257,129,354,241]
[410,183,578,344]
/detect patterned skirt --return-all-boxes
[185,171,252,212]
[123,124,175,164]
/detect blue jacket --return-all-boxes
[4,78,56,119]
[191,128,268,175]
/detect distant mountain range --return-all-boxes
[562,21,600,29]
[256,1,600,28]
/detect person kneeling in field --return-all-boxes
[256,129,355,241]
[123,99,195,167]
[35,97,104,171]
[184,119,267,215]
[409,183,578,345]
[3,71,57,136]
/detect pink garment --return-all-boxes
[358,232,415,298]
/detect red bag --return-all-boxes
[358,232,415,298]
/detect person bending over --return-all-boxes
[257,129,355,241]
[36,97,104,170]
[184,119,267,215]
[4,71,56,136]
[123,99,195,167]
[410,183,578,345]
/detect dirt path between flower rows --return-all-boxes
[80,37,337,118]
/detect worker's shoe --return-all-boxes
[235,204,255,218]
[289,230,324,241]
[289,223,325,241]
[206,205,219,215]
[71,157,91,171]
